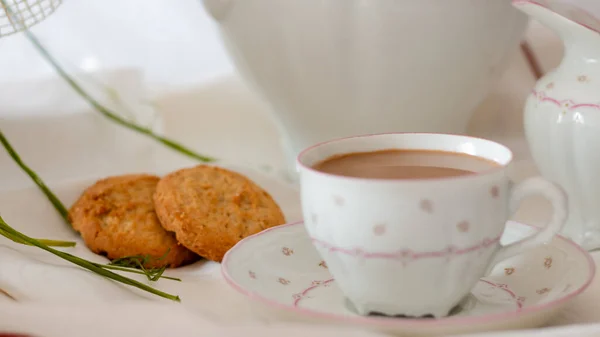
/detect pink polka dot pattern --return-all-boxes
[457,221,470,233]
[420,199,434,213]
[373,223,386,236]
[490,186,499,198]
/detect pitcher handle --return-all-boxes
[488,177,568,267]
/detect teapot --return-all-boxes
[202,0,527,176]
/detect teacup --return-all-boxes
[296,133,567,318]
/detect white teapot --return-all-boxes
[203,0,527,175]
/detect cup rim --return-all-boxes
[296,132,513,183]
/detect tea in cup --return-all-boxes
[297,133,567,318]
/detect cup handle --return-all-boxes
[488,177,568,268]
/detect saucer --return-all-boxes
[222,221,596,336]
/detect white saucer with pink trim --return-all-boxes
[222,221,596,336]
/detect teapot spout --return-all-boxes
[201,0,234,21]
[512,1,600,48]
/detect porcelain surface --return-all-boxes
[202,0,527,175]
[515,0,600,250]
[296,133,567,317]
[222,221,595,337]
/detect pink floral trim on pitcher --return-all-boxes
[311,236,501,262]
[531,89,600,111]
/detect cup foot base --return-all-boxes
[344,296,467,319]
[368,311,437,319]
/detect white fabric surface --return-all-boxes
[1,302,600,337]
[0,302,388,337]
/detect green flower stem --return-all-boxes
[0,130,70,225]
[100,264,181,282]
[37,239,76,247]
[0,215,180,302]
[23,30,215,163]
[0,226,75,247]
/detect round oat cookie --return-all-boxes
[153,165,286,262]
[68,174,199,268]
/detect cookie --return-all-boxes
[153,165,286,262]
[68,174,199,268]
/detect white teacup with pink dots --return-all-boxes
[296,133,567,318]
